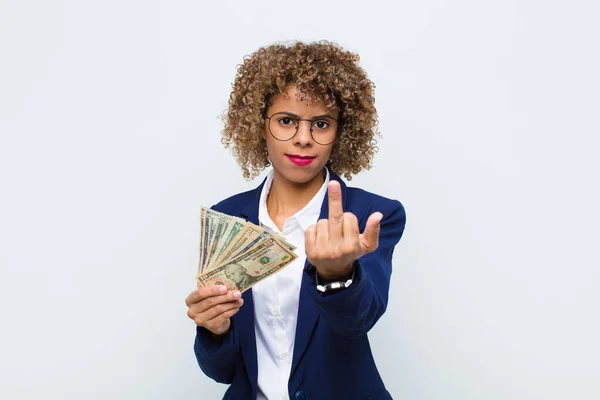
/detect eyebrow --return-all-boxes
[275,111,337,120]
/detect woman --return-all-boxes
[185,41,406,400]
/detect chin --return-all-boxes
[274,163,325,185]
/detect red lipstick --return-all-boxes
[286,154,316,166]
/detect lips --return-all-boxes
[286,154,316,166]
[287,154,316,159]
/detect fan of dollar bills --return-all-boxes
[195,206,299,292]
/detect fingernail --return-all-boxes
[218,286,227,294]
[238,298,244,305]
[233,290,241,298]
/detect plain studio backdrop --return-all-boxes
[1,0,599,399]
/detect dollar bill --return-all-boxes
[260,224,297,252]
[225,230,271,262]
[200,208,220,273]
[197,237,297,292]
[205,212,230,272]
[221,224,295,266]
[196,205,299,287]
[198,207,206,276]
[210,222,262,269]
[206,217,245,270]
[200,207,215,273]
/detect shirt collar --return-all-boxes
[258,167,330,232]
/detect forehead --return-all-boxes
[268,85,338,116]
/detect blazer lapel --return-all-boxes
[233,178,265,397]
[238,178,265,223]
[290,168,348,376]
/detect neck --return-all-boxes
[267,168,326,221]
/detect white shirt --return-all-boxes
[254,168,330,400]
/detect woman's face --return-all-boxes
[262,84,339,185]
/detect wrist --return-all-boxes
[315,261,357,293]
[317,262,355,282]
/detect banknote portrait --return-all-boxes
[222,263,260,291]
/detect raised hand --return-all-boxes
[185,285,244,335]
[305,180,383,281]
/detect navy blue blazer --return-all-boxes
[194,169,406,400]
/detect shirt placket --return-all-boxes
[276,221,294,388]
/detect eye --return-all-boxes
[277,117,297,126]
[313,120,330,130]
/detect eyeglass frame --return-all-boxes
[264,111,341,145]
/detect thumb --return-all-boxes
[360,212,382,254]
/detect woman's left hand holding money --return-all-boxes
[305,181,383,281]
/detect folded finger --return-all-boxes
[305,224,317,254]
[199,299,243,322]
[205,307,240,333]
[195,289,242,313]
[187,285,228,307]
[315,219,329,248]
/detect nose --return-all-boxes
[294,120,313,146]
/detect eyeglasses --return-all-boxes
[265,112,338,145]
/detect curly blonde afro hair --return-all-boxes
[221,40,379,181]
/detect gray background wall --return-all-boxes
[1,0,598,399]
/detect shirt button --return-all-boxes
[282,396,289,400]
[295,390,308,400]
[272,307,281,318]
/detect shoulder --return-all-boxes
[210,187,260,215]
[211,191,248,210]
[345,185,406,221]
[344,184,407,245]
[209,175,266,215]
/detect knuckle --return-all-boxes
[344,212,357,222]
[215,304,226,314]
[205,297,215,308]
[364,242,376,252]
[331,215,343,224]
[216,314,228,326]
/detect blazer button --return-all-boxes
[295,390,308,400]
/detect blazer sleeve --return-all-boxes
[304,199,406,338]
[193,320,240,384]
[192,202,242,384]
